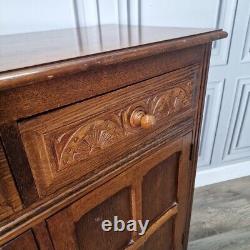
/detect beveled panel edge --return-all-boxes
[125,205,178,250]
[0,123,39,206]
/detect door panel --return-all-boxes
[47,133,192,250]
[75,188,132,250]
[139,219,174,250]
[142,153,179,224]
[0,231,38,250]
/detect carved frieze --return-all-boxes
[53,82,192,171]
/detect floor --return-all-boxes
[188,176,250,250]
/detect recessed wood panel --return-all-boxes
[142,153,179,223]
[139,219,174,250]
[75,188,132,250]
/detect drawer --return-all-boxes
[19,64,200,197]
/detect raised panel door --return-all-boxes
[47,133,192,250]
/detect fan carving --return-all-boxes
[54,119,125,170]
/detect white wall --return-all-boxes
[0,0,76,35]
[1,0,221,35]
[141,0,219,28]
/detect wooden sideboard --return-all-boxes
[0,25,226,249]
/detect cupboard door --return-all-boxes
[47,133,192,250]
[0,231,38,250]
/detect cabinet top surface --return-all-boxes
[0,25,226,72]
[0,25,226,90]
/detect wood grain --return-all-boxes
[142,153,179,224]
[189,227,250,250]
[19,65,199,197]
[0,26,227,249]
[0,120,192,245]
[182,43,213,249]
[189,176,250,250]
[125,206,178,250]
[138,219,174,250]
[0,25,226,83]
[0,140,22,221]
[0,124,38,206]
[190,176,250,242]
[32,222,54,250]
[0,45,204,124]
[46,133,192,249]
[0,230,37,250]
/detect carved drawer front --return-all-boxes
[19,65,200,197]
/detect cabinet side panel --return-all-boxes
[184,43,213,248]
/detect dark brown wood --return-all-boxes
[142,153,179,224]
[0,118,193,245]
[32,222,54,250]
[0,140,22,221]
[74,188,132,250]
[0,25,226,75]
[0,25,227,249]
[47,134,191,249]
[0,230,38,250]
[182,43,213,249]
[0,46,204,123]
[19,64,199,198]
[138,219,174,250]
[0,124,38,206]
[127,208,177,250]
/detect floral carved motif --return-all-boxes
[53,82,192,170]
[54,118,125,170]
[151,82,192,116]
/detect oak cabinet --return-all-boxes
[0,25,226,249]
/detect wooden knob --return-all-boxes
[130,110,156,129]
[141,114,156,129]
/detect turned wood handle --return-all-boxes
[130,110,156,129]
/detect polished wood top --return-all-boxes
[0,25,227,90]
